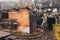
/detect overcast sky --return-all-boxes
[0,0,19,2]
[0,0,35,3]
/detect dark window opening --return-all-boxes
[47,17,55,31]
[2,12,8,19]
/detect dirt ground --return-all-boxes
[40,30,56,40]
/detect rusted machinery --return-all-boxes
[0,9,36,33]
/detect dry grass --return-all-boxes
[53,23,60,40]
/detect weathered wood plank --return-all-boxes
[0,30,11,37]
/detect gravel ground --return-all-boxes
[40,30,56,40]
[14,30,56,40]
[14,28,56,40]
[3,26,56,40]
